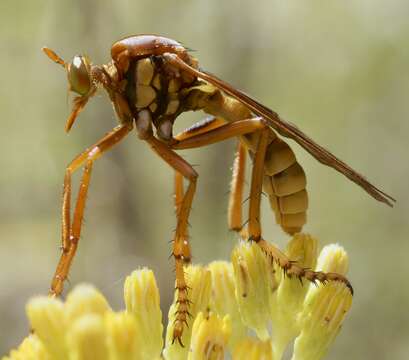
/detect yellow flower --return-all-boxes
[26,297,68,359]
[67,314,108,360]
[163,265,212,360]
[65,284,111,321]
[292,245,352,360]
[124,269,163,360]
[207,261,247,349]
[231,241,275,340]
[269,234,318,358]
[233,338,274,360]
[188,312,231,360]
[3,335,47,360]
[104,312,140,360]
[4,234,352,360]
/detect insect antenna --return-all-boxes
[42,47,66,68]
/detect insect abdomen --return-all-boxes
[202,89,309,234]
[262,136,308,234]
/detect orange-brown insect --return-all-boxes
[42,35,394,344]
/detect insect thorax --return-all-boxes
[122,56,202,141]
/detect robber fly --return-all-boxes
[42,35,394,344]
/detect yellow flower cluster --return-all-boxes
[3,234,352,360]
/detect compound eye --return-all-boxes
[68,56,91,95]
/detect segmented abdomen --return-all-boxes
[201,89,309,234]
[261,134,308,234]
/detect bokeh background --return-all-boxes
[0,0,408,358]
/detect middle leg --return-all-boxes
[174,171,192,264]
[174,116,247,232]
[146,136,198,345]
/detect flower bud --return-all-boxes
[105,311,142,360]
[292,244,352,360]
[67,314,109,360]
[233,337,273,360]
[26,296,68,359]
[188,312,231,360]
[4,334,47,360]
[231,241,275,340]
[164,265,212,360]
[270,234,318,358]
[65,284,110,324]
[208,261,247,348]
[124,268,163,360]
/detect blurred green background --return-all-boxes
[0,0,408,358]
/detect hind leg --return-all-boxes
[246,130,353,293]
[228,141,247,232]
[172,118,353,292]
[174,116,247,232]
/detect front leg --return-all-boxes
[50,124,132,296]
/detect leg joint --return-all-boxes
[189,172,198,181]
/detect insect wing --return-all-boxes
[164,53,395,206]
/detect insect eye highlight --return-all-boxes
[67,55,91,96]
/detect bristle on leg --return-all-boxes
[257,239,353,295]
